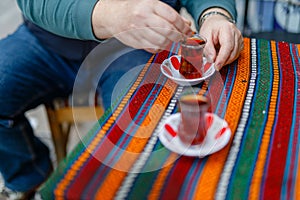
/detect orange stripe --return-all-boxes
[296,152,300,199]
[248,41,279,199]
[94,80,177,199]
[193,38,251,199]
[54,55,154,198]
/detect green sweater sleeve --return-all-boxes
[17,0,236,41]
[17,0,98,40]
[180,0,237,30]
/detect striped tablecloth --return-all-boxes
[39,38,300,200]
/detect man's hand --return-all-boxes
[199,8,244,70]
[92,0,193,52]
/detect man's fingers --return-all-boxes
[215,33,243,69]
[153,1,193,35]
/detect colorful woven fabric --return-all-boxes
[39,38,300,200]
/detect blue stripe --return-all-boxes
[292,44,300,199]
[181,158,207,199]
[213,60,239,119]
[214,67,230,116]
[221,62,238,118]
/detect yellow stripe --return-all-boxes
[54,55,155,198]
[193,38,251,199]
[248,41,280,199]
[95,79,177,199]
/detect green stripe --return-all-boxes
[228,39,273,199]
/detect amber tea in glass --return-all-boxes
[178,94,209,146]
[179,35,206,79]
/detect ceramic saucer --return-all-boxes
[160,55,215,86]
[158,113,231,157]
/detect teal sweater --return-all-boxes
[17,0,237,41]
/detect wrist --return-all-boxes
[199,8,235,29]
[92,0,113,40]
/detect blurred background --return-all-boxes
[0,0,22,38]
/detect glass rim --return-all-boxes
[181,34,206,48]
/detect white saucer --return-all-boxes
[158,113,231,157]
[160,55,215,86]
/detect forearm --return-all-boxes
[16,0,98,40]
[180,0,237,30]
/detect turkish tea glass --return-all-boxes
[178,94,209,146]
[179,34,206,79]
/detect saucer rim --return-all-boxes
[160,55,216,85]
[158,112,231,157]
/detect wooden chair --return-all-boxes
[45,97,104,163]
[243,0,300,43]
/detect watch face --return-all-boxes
[246,0,300,33]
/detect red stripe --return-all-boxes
[208,66,230,114]
[263,42,295,199]
[160,156,195,199]
[66,156,101,198]
[183,160,206,196]
[286,44,300,199]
